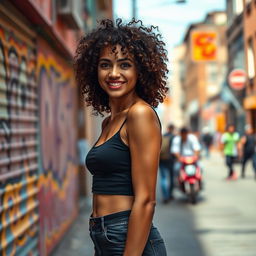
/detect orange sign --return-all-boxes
[191,31,217,61]
[244,95,256,109]
[215,113,226,133]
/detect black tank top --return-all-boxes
[86,118,133,195]
[85,108,161,196]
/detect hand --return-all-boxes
[178,156,183,162]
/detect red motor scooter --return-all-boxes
[178,155,202,204]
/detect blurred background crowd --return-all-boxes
[0,0,255,255]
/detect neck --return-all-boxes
[109,92,138,119]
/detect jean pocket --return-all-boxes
[150,238,167,256]
[104,222,128,244]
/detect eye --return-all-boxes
[99,62,110,68]
[120,62,132,69]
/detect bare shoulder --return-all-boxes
[128,102,158,122]
[127,102,161,133]
[127,101,161,148]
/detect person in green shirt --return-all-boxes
[221,124,240,179]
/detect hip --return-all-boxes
[89,210,167,256]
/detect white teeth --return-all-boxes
[109,83,122,86]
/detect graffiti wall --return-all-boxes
[37,38,78,255]
[0,19,39,256]
[0,11,79,256]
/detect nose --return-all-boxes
[109,65,120,79]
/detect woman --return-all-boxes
[74,18,168,256]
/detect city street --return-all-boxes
[52,152,256,256]
[2,1,256,255]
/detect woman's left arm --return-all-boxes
[123,104,161,256]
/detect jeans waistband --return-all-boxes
[89,210,131,228]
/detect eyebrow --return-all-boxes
[99,57,133,63]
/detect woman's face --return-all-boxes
[97,45,138,99]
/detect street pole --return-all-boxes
[132,0,137,19]
[175,0,186,3]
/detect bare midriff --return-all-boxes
[92,194,134,217]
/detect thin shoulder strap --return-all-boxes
[118,118,127,132]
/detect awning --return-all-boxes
[220,84,244,114]
[244,94,256,109]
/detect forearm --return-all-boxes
[123,200,156,256]
[194,150,200,157]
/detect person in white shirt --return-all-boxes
[171,127,201,173]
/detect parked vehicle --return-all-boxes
[178,155,202,204]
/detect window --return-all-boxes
[230,33,245,69]
[207,63,218,83]
[247,38,255,79]
[233,0,244,15]
[214,13,227,25]
[206,63,220,97]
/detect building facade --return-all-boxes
[225,0,246,133]
[182,11,227,132]
[243,0,256,131]
[168,43,186,129]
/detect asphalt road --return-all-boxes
[52,152,256,256]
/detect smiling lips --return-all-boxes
[107,81,125,89]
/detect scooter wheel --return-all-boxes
[189,183,197,204]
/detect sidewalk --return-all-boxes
[51,199,94,256]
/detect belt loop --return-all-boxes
[101,216,105,231]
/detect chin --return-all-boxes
[107,91,126,99]
[102,85,136,99]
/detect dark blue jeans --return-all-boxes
[89,210,167,256]
[225,155,236,177]
[159,159,174,201]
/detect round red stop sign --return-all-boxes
[228,69,247,90]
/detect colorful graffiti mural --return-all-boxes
[0,22,79,256]
[0,23,39,256]
[37,39,78,255]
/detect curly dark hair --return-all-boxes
[74,18,169,115]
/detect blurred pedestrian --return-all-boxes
[253,150,256,181]
[239,124,256,179]
[171,127,201,173]
[75,18,167,255]
[159,124,175,203]
[221,124,240,180]
[201,126,213,158]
